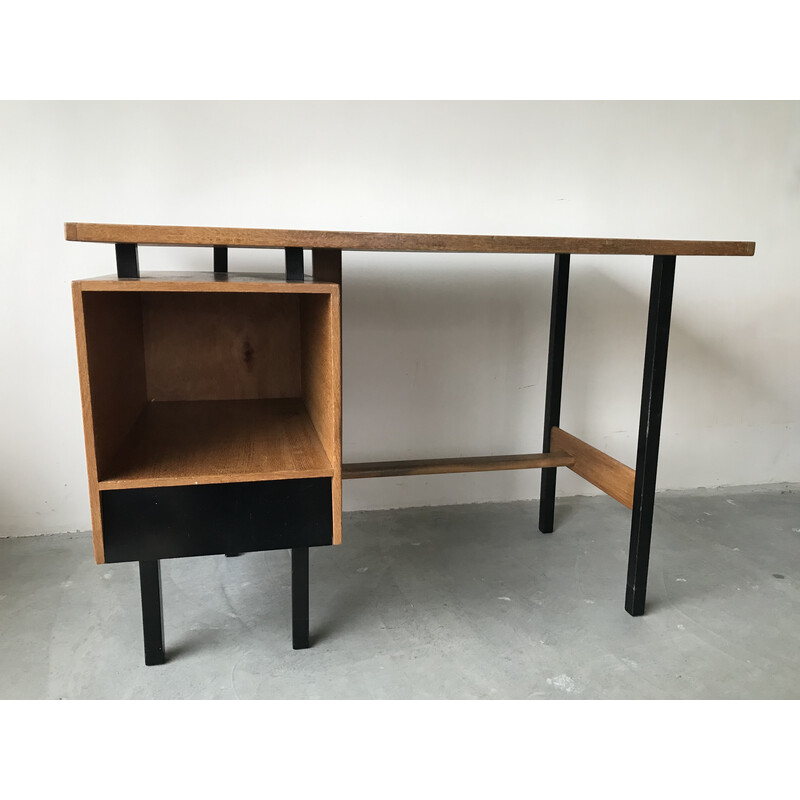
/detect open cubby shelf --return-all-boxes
[99,398,333,489]
[72,272,342,564]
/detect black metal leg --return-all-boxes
[213,245,228,273]
[291,547,309,649]
[139,560,165,665]
[115,243,139,278]
[285,247,304,282]
[539,253,570,533]
[626,255,676,616]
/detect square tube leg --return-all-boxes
[115,242,139,279]
[291,547,310,649]
[285,247,304,282]
[213,245,228,273]
[626,255,676,616]
[539,253,570,533]
[139,560,165,665]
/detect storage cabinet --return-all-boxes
[72,269,341,662]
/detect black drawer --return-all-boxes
[100,477,332,563]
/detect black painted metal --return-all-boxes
[292,547,310,649]
[213,246,228,273]
[626,255,676,616]
[115,243,139,278]
[538,253,570,534]
[285,247,304,282]
[139,560,165,666]
[101,478,333,563]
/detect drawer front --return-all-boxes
[100,478,332,563]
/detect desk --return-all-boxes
[67,223,755,665]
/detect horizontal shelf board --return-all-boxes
[75,272,338,293]
[66,223,755,257]
[342,451,575,479]
[99,398,333,490]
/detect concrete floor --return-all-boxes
[1,483,798,699]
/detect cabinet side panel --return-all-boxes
[72,285,105,562]
[313,250,343,545]
[142,293,301,401]
[77,290,148,560]
[82,291,148,478]
[330,287,342,543]
[301,290,342,543]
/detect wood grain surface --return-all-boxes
[550,427,636,509]
[142,293,302,402]
[311,250,343,542]
[66,223,755,257]
[343,451,574,479]
[73,288,150,561]
[300,292,342,543]
[75,272,337,292]
[99,398,333,490]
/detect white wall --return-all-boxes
[1,101,798,536]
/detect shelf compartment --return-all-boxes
[72,275,341,563]
[99,398,333,490]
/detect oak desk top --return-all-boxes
[65,223,756,258]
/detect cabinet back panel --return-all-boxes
[142,293,302,401]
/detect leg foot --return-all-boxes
[538,468,556,533]
[625,584,646,616]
